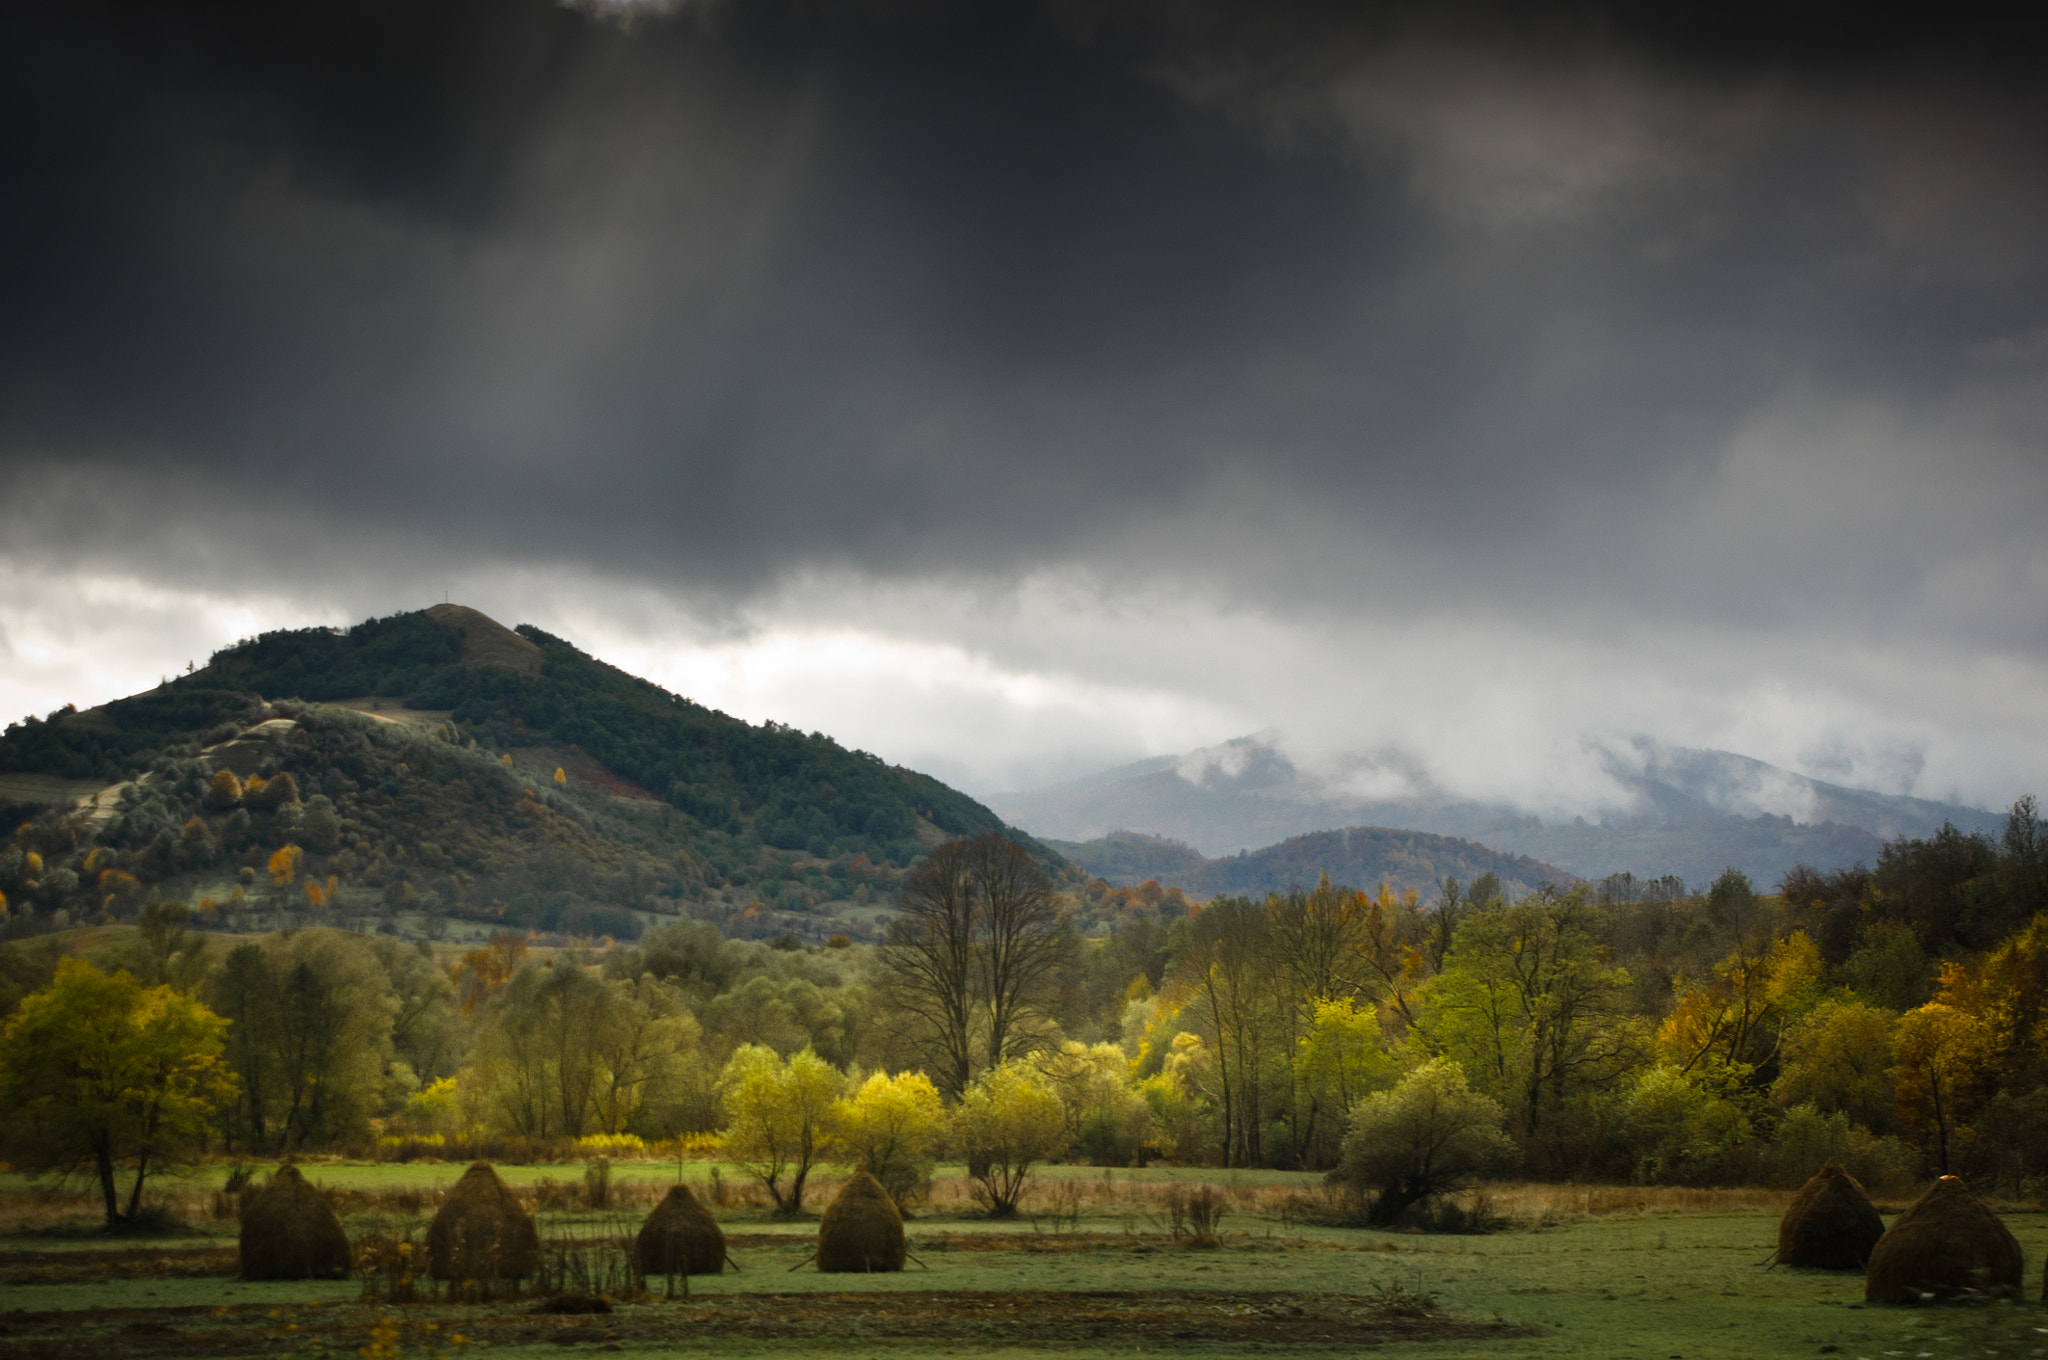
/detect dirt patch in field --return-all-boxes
[0,1290,1527,1357]
[0,1247,238,1285]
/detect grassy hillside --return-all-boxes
[1050,826,1574,901]
[0,605,1067,945]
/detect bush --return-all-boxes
[1333,1059,1514,1227]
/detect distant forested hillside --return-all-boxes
[0,606,1066,946]
[1049,827,1572,901]
[5,606,1015,868]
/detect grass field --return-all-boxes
[1,1164,2041,1360]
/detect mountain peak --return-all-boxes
[424,604,542,675]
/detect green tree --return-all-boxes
[1334,1058,1514,1226]
[0,958,235,1225]
[202,930,397,1151]
[1293,996,1395,1169]
[953,1059,1069,1217]
[718,1044,840,1214]
[1771,997,1897,1131]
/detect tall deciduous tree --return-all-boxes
[879,833,1070,1101]
[0,958,235,1225]
[1177,895,1279,1167]
[1422,888,1642,1160]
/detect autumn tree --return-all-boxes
[1890,1002,1995,1174]
[953,1059,1069,1217]
[832,1069,947,1206]
[718,1044,840,1214]
[0,958,236,1225]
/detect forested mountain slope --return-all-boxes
[1051,827,1572,901]
[0,605,1066,944]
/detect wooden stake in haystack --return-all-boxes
[636,1183,727,1277]
[1864,1175,2023,1303]
[427,1162,541,1287]
[239,1164,351,1280]
[816,1170,906,1273]
[1777,1162,1885,1270]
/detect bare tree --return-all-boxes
[879,833,1069,1102]
[972,834,1068,1075]
[881,839,978,1101]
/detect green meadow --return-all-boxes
[3,1167,2043,1360]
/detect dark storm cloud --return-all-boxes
[2,0,2045,650]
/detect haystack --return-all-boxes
[239,1164,350,1280]
[636,1183,726,1276]
[816,1170,905,1273]
[1865,1176,2023,1302]
[1778,1162,1885,1270]
[427,1162,541,1283]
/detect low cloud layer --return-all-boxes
[2,1,2043,814]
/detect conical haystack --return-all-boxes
[636,1183,725,1276]
[427,1162,541,1283]
[816,1170,905,1273]
[239,1165,351,1280]
[1779,1162,1885,1270]
[1865,1176,2023,1302]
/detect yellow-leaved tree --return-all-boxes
[952,1060,1069,1217]
[0,958,235,1225]
[832,1069,946,1207]
[718,1044,840,1215]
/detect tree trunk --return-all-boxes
[1368,1179,1426,1227]
[95,1136,120,1227]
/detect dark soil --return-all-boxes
[0,1290,1529,1357]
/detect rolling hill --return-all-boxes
[0,605,1067,945]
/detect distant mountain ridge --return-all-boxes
[1048,827,1573,902]
[990,736,2003,890]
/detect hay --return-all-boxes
[636,1183,726,1277]
[817,1170,906,1273]
[1864,1176,2023,1303]
[1778,1162,1885,1270]
[239,1164,351,1281]
[427,1162,541,1284]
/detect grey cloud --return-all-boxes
[2,0,2045,808]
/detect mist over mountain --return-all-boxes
[988,735,2005,890]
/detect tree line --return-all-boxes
[3,805,2045,1228]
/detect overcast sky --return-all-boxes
[2,0,2043,815]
